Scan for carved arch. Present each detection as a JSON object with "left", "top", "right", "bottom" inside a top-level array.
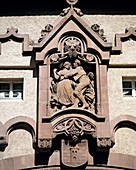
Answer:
[
  {"left": 5, "top": 117, "right": 36, "bottom": 136},
  {"left": 0, "top": 116, "right": 36, "bottom": 151},
  {"left": 110, "top": 115, "right": 136, "bottom": 142}
]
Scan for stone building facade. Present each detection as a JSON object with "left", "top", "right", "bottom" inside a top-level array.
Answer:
[{"left": 0, "top": 0, "right": 136, "bottom": 169}]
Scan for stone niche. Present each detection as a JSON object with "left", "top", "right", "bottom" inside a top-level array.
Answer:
[{"left": 35, "top": 2, "right": 114, "bottom": 168}]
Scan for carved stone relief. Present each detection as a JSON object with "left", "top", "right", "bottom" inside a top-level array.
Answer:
[
  {"left": 49, "top": 36, "right": 96, "bottom": 113},
  {"left": 60, "top": 0, "right": 83, "bottom": 17},
  {"left": 50, "top": 57, "right": 95, "bottom": 112},
  {"left": 61, "top": 139, "right": 88, "bottom": 168}
]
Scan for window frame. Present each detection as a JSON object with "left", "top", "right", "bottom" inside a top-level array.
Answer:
[
  {"left": 0, "top": 79, "right": 23, "bottom": 100},
  {"left": 122, "top": 78, "right": 136, "bottom": 97}
]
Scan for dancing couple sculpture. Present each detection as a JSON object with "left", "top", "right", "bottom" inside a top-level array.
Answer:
[{"left": 50, "top": 59, "right": 95, "bottom": 110}]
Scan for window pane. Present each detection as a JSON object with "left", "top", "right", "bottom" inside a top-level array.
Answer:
[
  {"left": 13, "top": 83, "right": 23, "bottom": 98},
  {"left": 122, "top": 81, "right": 132, "bottom": 96},
  {"left": 123, "top": 81, "right": 132, "bottom": 88},
  {"left": 123, "top": 89, "right": 132, "bottom": 96},
  {"left": 0, "top": 83, "right": 10, "bottom": 98}
]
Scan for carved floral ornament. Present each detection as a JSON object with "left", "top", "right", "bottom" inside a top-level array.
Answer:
[
  {"left": 53, "top": 118, "right": 96, "bottom": 141},
  {"left": 50, "top": 36, "right": 95, "bottom": 63}
]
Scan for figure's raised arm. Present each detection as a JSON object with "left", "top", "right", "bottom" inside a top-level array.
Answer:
[{"left": 53, "top": 68, "right": 60, "bottom": 80}]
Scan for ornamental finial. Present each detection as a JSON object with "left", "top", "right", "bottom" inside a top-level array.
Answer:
[{"left": 66, "top": 0, "right": 78, "bottom": 7}]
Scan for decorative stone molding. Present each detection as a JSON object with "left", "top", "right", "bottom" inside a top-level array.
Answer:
[
  {"left": 0, "top": 27, "right": 32, "bottom": 54},
  {"left": 53, "top": 117, "right": 96, "bottom": 142},
  {"left": 110, "top": 115, "right": 136, "bottom": 143},
  {"left": 97, "top": 138, "right": 112, "bottom": 148},
  {"left": 97, "top": 137, "right": 114, "bottom": 151},
  {"left": 60, "top": 7, "right": 83, "bottom": 17},
  {"left": 60, "top": 0, "right": 83, "bottom": 17},
  {"left": 112, "top": 27, "right": 136, "bottom": 54},
  {"left": 66, "top": 0, "right": 78, "bottom": 5},
  {"left": 60, "top": 7, "right": 71, "bottom": 16}
]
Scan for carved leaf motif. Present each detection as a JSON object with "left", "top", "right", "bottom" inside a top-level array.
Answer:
[
  {"left": 64, "top": 37, "right": 81, "bottom": 53},
  {"left": 65, "top": 38, "right": 80, "bottom": 47}
]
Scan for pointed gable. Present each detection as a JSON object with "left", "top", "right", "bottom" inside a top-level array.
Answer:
[{"left": 34, "top": 6, "right": 112, "bottom": 63}]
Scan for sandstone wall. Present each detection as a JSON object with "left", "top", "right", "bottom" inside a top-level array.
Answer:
[{"left": 0, "top": 14, "right": 135, "bottom": 159}]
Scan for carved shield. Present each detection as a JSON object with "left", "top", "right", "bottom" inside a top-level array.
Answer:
[{"left": 61, "top": 139, "right": 88, "bottom": 168}]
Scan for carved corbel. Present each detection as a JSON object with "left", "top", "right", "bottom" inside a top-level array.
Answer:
[
  {"left": 97, "top": 137, "right": 113, "bottom": 150},
  {"left": 38, "top": 138, "right": 52, "bottom": 151}
]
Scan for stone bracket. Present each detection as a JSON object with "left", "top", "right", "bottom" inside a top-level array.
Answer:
[
  {"left": 38, "top": 138, "right": 52, "bottom": 151},
  {"left": 97, "top": 122, "right": 114, "bottom": 151}
]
